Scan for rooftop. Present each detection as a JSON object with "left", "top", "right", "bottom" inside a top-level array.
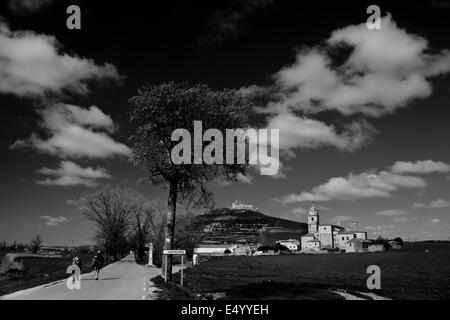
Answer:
[{"left": 302, "top": 233, "right": 316, "bottom": 237}]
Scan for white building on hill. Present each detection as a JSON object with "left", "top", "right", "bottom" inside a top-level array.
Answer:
[
  {"left": 301, "top": 205, "right": 367, "bottom": 252},
  {"left": 231, "top": 200, "right": 257, "bottom": 211}
]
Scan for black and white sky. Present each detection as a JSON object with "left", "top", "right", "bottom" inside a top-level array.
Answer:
[{"left": 1, "top": 0, "right": 450, "bottom": 245}]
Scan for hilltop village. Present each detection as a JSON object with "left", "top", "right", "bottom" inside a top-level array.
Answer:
[{"left": 193, "top": 201, "right": 387, "bottom": 262}]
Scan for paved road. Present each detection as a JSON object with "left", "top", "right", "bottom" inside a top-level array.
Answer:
[{"left": 1, "top": 254, "right": 184, "bottom": 300}]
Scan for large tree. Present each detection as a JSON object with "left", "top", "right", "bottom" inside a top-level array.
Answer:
[
  {"left": 129, "top": 82, "right": 250, "bottom": 280},
  {"left": 81, "top": 185, "right": 139, "bottom": 261}
]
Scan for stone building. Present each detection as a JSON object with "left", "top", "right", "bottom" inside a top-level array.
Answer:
[
  {"left": 335, "top": 232, "right": 356, "bottom": 250},
  {"left": 318, "top": 225, "right": 335, "bottom": 249},
  {"left": 306, "top": 239, "right": 321, "bottom": 251},
  {"left": 300, "top": 205, "right": 368, "bottom": 252},
  {"left": 345, "top": 238, "right": 372, "bottom": 253},
  {"left": 307, "top": 205, "right": 319, "bottom": 233},
  {"left": 276, "top": 239, "right": 300, "bottom": 251}
]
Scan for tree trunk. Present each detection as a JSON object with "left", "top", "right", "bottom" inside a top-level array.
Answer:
[
  {"left": 163, "top": 181, "right": 177, "bottom": 281},
  {"left": 105, "top": 242, "right": 108, "bottom": 262}
]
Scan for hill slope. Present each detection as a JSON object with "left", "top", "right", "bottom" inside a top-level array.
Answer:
[{"left": 192, "top": 208, "right": 308, "bottom": 245}]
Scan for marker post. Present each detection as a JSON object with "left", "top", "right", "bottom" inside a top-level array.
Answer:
[{"left": 163, "top": 249, "right": 186, "bottom": 286}]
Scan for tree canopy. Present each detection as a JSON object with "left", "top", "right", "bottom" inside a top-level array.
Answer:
[{"left": 129, "top": 82, "right": 250, "bottom": 209}]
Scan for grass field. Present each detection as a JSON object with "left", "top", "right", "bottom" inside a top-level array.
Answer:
[
  {"left": 166, "top": 243, "right": 450, "bottom": 300},
  {"left": 0, "top": 253, "right": 106, "bottom": 296}
]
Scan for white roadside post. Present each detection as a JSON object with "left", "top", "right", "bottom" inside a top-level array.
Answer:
[
  {"left": 193, "top": 253, "right": 198, "bottom": 266},
  {"left": 147, "top": 243, "right": 154, "bottom": 266}
]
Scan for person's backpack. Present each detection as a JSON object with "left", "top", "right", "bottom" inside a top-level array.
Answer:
[{"left": 92, "top": 255, "right": 99, "bottom": 267}]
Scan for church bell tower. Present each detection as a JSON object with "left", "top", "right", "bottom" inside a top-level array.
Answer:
[{"left": 308, "top": 204, "right": 319, "bottom": 234}]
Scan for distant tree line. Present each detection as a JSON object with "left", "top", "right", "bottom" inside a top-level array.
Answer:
[
  {"left": 81, "top": 184, "right": 203, "bottom": 265},
  {"left": 0, "top": 240, "right": 28, "bottom": 253},
  {"left": 374, "top": 236, "right": 404, "bottom": 249},
  {"left": 0, "top": 235, "right": 43, "bottom": 254},
  {"left": 256, "top": 243, "right": 290, "bottom": 253}
]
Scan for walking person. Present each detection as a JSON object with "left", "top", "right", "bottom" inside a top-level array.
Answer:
[
  {"left": 70, "top": 256, "right": 82, "bottom": 286},
  {"left": 91, "top": 250, "right": 104, "bottom": 280},
  {"left": 72, "top": 256, "right": 82, "bottom": 271}
]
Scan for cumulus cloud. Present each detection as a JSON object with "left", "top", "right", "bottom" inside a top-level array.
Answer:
[
  {"left": 240, "top": 15, "right": 450, "bottom": 166},
  {"left": 413, "top": 198, "right": 450, "bottom": 209},
  {"left": 275, "top": 192, "right": 329, "bottom": 204},
  {"left": 36, "top": 160, "right": 111, "bottom": 187},
  {"left": 274, "top": 170, "right": 426, "bottom": 204},
  {"left": 394, "top": 216, "right": 417, "bottom": 223},
  {"left": 330, "top": 215, "right": 356, "bottom": 226},
  {"left": 240, "top": 15, "right": 450, "bottom": 164},
  {"left": 0, "top": 21, "right": 121, "bottom": 97},
  {"left": 66, "top": 199, "right": 79, "bottom": 206},
  {"left": 39, "top": 215, "right": 69, "bottom": 227},
  {"left": 376, "top": 209, "right": 406, "bottom": 217},
  {"left": 390, "top": 160, "right": 450, "bottom": 174},
  {"left": 266, "top": 112, "right": 375, "bottom": 153},
  {"left": 429, "top": 218, "right": 440, "bottom": 225},
  {"left": 252, "top": 15, "right": 450, "bottom": 118},
  {"left": 11, "top": 104, "right": 131, "bottom": 159}
]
